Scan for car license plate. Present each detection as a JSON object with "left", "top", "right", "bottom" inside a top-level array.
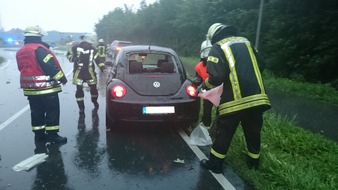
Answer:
[{"left": 142, "top": 106, "right": 175, "bottom": 114}]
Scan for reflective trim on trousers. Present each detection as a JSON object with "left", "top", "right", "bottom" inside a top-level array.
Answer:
[
  {"left": 247, "top": 151, "right": 260, "bottom": 159},
  {"left": 76, "top": 97, "right": 84, "bottom": 101},
  {"left": 211, "top": 148, "right": 226, "bottom": 159},
  {"left": 32, "top": 125, "right": 46, "bottom": 131},
  {"left": 45, "top": 125, "right": 60, "bottom": 131}
]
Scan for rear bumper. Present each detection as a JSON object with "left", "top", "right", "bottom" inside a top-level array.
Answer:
[{"left": 107, "top": 99, "right": 200, "bottom": 123}]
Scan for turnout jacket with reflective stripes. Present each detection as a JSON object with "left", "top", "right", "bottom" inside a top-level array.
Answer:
[
  {"left": 205, "top": 36, "right": 271, "bottom": 115},
  {"left": 16, "top": 43, "right": 66, "bottom": 96},
  {"left": 71, "top": 42, "right": 106, "bottom": 85}
]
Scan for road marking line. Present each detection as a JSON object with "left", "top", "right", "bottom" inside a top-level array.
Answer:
[
  {"left": 176, "top": 128, "right": 236, "bottom": 190},
  {"left": 0, "top": 69, "right": 73, "bottom": 132},
  {"left": 0, "top": 105, "right": 29, "bottom": 131}
]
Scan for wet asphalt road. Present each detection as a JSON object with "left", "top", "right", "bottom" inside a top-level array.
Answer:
[{"left": 0, "top": 48, "right": 250, "bottom": 190}]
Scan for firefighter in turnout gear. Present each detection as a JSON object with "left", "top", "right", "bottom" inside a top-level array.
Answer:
[
  {"left": 70, "top": 34, "right": 106, "bottom": 114},
  {"left": 97, "top": 39, "right": 107, "bottom": 59},
  {"left": 193, "top": 39, "right": 213, "bottom": 129},
  {"left": 199, "top": 23, "right": 271, "bottom": 172},
  {"left": 16, "top": 25, "right": 68, "bottom": 143}
]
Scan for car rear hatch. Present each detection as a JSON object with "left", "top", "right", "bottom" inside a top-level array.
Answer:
[{"left": 123, "top": 74, "right": 182, "bottom": 96}]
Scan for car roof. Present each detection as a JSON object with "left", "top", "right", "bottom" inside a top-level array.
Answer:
[
  {"left": 118, "top": 45, "right": 177, "bottom": 54},
  {"left": 111, "top": 40, "right": 132, "bottom": 44}
]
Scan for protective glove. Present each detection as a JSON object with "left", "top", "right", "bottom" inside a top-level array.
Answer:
[
  {"left": 197, "top": 82, "right": 207, "bottom": 94},
  {"left": 196, "top": 83, "right": 206, "bottom": 94},
  {"left": 60, "top": 76, "right": 68, "bottom": 85}
]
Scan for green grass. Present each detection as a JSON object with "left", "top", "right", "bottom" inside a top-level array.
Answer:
[
  {"left": 227, "top": 112, "right": 338, "bottom": 189},
  {"left": 182, "top": 56, "right": 338, "bottom": 190}
]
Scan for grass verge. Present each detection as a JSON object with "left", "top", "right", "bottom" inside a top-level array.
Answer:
[{"left": 182, "top": 56, "right": 338, "bottom": 189}]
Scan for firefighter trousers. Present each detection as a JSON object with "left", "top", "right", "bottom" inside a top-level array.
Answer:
[
  {"left": 75, "top": 84, "right": 98, "bottom": 109},
  {"left": 28, "top": 93, "right": 60, "bottom": 132},
  {"left": 211, "top": 107, "right": 263, "bottom": 158},
  {"left": 202, "top": 99, "right": 213, "bottom": 126}
]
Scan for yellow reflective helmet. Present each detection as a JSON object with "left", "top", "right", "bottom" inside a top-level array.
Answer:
[
  {"left": 200, "top": 40, "right": 212, "bottom": 58},
  {"left": 24, "top": 25, "right": 47, "bottom": 37}
]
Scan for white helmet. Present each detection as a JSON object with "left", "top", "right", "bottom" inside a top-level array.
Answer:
[
  {"left": 24, "top": 25, "right": 47, "bottom": 37},
  {"left": 206, "top": 23, "right": 224, "bottom": 41},
  {"left": 98, "top": 39, "right": 104, "bottom": 43},
  {"left": 200, "top": 40, "right": 212, "bottom": 58},
  {"left": 83, "top": 34, "right": 97, "bottom": 44}
]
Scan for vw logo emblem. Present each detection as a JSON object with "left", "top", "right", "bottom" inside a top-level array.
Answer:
[{"left": 153, "top": 81, "right": 160, "bottom": 88}]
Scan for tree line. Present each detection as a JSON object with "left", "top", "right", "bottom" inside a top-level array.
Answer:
[{"left": 95, "top": 0, "right": 338, "bottom": 89}]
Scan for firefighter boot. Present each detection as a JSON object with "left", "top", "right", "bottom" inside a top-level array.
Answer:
[
  {"left": 34, "top": 142, "right": 47, "bottom": 154},
  {"left": 46, "top": 131, "right": 67, "bottom": 143},
  {"left": 246, "top": 155, "right": 260, "bottom": 170},
  {"left": 200, "top": 154, "right": 224, "bottom": 174},
  {"left": 34, "top": 129, "right": 46, "bottom": 142}
]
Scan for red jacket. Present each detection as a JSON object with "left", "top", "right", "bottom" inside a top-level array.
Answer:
[
  {"left": 16, "top": 44, "right": 65, "bottom": 95},
  {"left": 195, "top": 61, "right": 209, "bottom": 81}
]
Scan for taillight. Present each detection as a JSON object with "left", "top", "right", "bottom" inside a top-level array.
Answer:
[
  {"left": 111, "top": 85, "right": 126, "bottom": 98},
  {"left": 186, "top": 85, "right": 197, "bottom": 97},
  {"left": 115, "top": 46, "right": 121, "bottom": 51}
]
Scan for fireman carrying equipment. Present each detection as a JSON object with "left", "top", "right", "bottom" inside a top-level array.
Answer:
[{"left": 69, "top": 33, "right": 106, "bottom": 114}]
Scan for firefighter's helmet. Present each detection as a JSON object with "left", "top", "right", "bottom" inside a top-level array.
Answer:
[
  {"left": 200, "top": 40, "right": 212, "bottom": 58},
  {"left": 98, "top": 39, "right": 104, "bottom": 43},
  {"left": 24, "top": 25, "right": 47, "bottom": 37},
  {"left": 207, "top": 23, "right": 237, "bottom": 43}
]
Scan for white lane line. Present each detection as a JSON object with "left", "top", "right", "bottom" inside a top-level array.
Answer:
[
  {"left": 176, "top": 128, "right": 236, "bottom": 190},
  {"left": 0, "top": 105, "right": 29, "bottom": 131},
  {"left": 0, "top": 69, "right": 73, "bottom": 132}
]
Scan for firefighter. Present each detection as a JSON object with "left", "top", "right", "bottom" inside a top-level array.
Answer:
[
  {"left": 193, "top": 39, "right": 213, "bottom": 129},
  {"left": 70, "top": 34, "right": 106, "bottom": 114},
  {"left": 199, "top": 23, "right": 271, "bottom": 172},
  {"left": 97, "top": 39, "right": 107, "bottom": 59},
  {"left": 16, "top": 25, "right": 68, "bottom": 143}
]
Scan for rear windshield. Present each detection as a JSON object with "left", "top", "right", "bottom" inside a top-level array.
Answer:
[{"left": 128, "top": 53, "right": 177, "bottom": 74}]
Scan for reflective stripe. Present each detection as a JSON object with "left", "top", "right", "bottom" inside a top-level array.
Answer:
[
  {"left": 20, "top": 75, "right": 55, "bottom": 88},
  {"left": 23, "top": 86, "right": 62, "bottom": 96},
  {"left": 219, "top": 95, "right": 270, "bottom": 115},
  {"left": 205, "top": 78, "right": 215, "bottom": 89},
  {"left": 247, "top": 151, "right": 260, "bottom": 159},
  {"left": 21, "top": 82, "right": 54, "bottom": 88},
  {"left": 211, "top": 148, "right": 226, "bottom": 159},
  {"left": 76, "top": 97, "right": 84, "bottom": 101},
  {"left": 98, "top": 63, "right": 105, "bottom": 67},
  {"left": 72, "top": 69, "right": 82, "bottom": 85},
  {"left": 207, "top": 56, "right": 219, "bottom": 64},
  {"left": 221, "top": 44, "right": 241, "bottom": 100},
  {"left": 45, "top": 125, "right": 60, "bottom": 131},
  {"left": 43, "top": 54, "right": 53, "bottom": 63},
  {"left": 32, "top": 125, "right": 45, "bottom": 131},
  {"left": 246, "top": 43, "right": 266, "bottom": 94},
  {"left": 91, "top": 95, "right": 98, "bottom": 98},
  {"left": 53, "top": 70, "right": 64, "bottom": 80},
  {"left": 20, "top": 75, "right": 50, "bottom": 80}
]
